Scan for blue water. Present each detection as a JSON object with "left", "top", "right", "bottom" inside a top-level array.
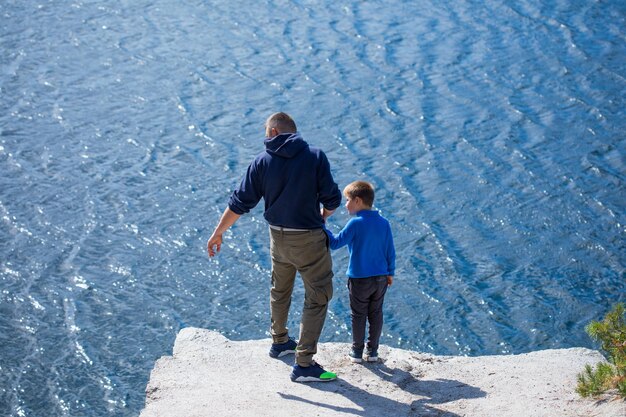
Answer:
[{"left": 1, "top": 0, "right": 624, "bottom": 415}]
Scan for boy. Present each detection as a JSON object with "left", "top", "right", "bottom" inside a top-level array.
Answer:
[{"left": 324, "top": 180, "right": 395, "bottom": 363}]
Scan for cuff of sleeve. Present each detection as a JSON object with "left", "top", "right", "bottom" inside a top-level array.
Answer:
[{"left": 228, "top": 202, "right": 247, "bottom": 215}]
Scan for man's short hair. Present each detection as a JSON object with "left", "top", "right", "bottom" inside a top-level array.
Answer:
[
  {"left": 266, "top": 112, "right": 297, "bottom": 133},
  {"left": 343, "top": 180, "right": 375, "bottom": 207}
]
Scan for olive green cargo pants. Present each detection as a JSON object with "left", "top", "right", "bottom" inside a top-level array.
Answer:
[{"left": 269, "top": 227, "right": 333, "bottom": 366}]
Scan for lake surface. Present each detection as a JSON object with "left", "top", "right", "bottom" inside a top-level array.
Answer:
[{"left": 1, "top": 0, "right": 624, "bottom": 415}]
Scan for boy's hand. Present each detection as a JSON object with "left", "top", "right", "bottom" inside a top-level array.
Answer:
[
  {"left": 387, "top": 275, "right": 393, "bottom": 286},
  {"left": 207, "top": 233, "right": 222, "bottom": 257}
]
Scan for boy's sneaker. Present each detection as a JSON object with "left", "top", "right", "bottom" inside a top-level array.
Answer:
[
  {"left": 365, "top": 349, "right": 379, "bottom": 362},
  {"left": 269, "top": 337, "right": 297, "bottom": 358},
  {"left": 349, "top": 348, "right": 363, "bottom": 363},
  {"left": 290, "top": 361, "right": 337, "bottom": 383}
]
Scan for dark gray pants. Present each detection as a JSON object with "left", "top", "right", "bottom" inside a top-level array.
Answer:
[
  {"left": 269, "top": 228, "right": 333, "bottom": 366},
  {"left": 348, "top": 276, "right": 388, "bottom": 352}
]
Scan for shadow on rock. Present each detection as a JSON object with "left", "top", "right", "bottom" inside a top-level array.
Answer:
[
  {"left": 277, "top": 360, "right": 485, "bottom": 416},
  {"left": 366, "top": 361, "right": 486, "bottom": 404}
]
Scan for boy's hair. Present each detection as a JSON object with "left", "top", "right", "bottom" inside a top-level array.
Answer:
[
  {"left": 266, "top": 112, "right": 297, "bottom": 133},
  {"left": 344, "top": 180, "right": 375, "bottom": 207}
]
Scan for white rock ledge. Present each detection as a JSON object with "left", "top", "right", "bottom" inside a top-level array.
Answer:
[{"left": 141, "top": 327, "right": 625, "bottom": 417}]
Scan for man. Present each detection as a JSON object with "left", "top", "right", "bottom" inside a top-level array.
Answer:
[{"left": 207, "top": 112, "right": 341, "bottom": 382}]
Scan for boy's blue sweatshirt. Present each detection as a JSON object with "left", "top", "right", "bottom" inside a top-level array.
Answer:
[
  {"left": 228, "top": 132, "right": 341, "bottom": 229},
  {"left": 325, "top": 210, "right": 395, "bottom": 278}
]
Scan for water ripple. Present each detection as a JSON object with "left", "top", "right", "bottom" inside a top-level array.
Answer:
[{"left": 0, "top": 0, "right": 624, "bottom": 416}]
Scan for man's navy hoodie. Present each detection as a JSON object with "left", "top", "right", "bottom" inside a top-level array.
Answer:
[{"left": 228, "top": 132, "right": 341, "bottom": 229}]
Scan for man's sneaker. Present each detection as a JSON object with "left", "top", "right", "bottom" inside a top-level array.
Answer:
[
  {"left": 290, "top": 361, "right": 337, "bottom": 382},
  {"left": 349, "top": 348, "right": 363, "bottom": 363},
  {"left": 269, "top": 337, "right": 297, "bottom": 358},
  {"left": 365, "top": 349, "right": 378, "bottom": 362}
]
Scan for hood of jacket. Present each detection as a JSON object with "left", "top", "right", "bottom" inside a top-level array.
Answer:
[{"left": 264, "top": 132, "right": 308, "bottom": 158}]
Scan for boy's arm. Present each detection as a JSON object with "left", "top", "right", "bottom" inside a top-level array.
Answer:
[
  {"left": 323, "top": 219, "right": 355, "bottom": 250},
  {"left": 386, "top": 223, "right": 396, "bottom": 277},
  {"left": 207, "top": 207, "right": 241, "bottom": 257}
]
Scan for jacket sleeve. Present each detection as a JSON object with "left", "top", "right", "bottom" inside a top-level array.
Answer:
[
  {"left": 386, "top": 223, "right": 396, "bottom": 275},
  {"left": 228, "top": 161, "right": 263, "bottom": 215},
  {"left": 316, "top": 151, "right": 341, "bottom": 210},
  {"left": 324, "top": 220, "right": 355, "bottom": 250}
]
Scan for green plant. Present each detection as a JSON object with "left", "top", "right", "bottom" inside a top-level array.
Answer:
[{"left": 576, "top": 303, "right": 626, "bottom": 398}]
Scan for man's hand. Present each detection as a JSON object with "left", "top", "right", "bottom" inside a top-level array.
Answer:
[
  {"left": 207, "top": 233, "right": 223, "bottom": 257},
  {"left": 206, "top": 208, "right": 241, "bottom": 258},
  {"left": 387, "top": 275, "right": 393, "bottom": 286},
  {"left": 321, "top": 207, "right": 335, "bottom": 221}
]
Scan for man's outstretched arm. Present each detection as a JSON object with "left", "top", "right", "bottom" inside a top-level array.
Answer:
[{"left": 207, "top": 207, "right": 241, "bottom": 257}]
